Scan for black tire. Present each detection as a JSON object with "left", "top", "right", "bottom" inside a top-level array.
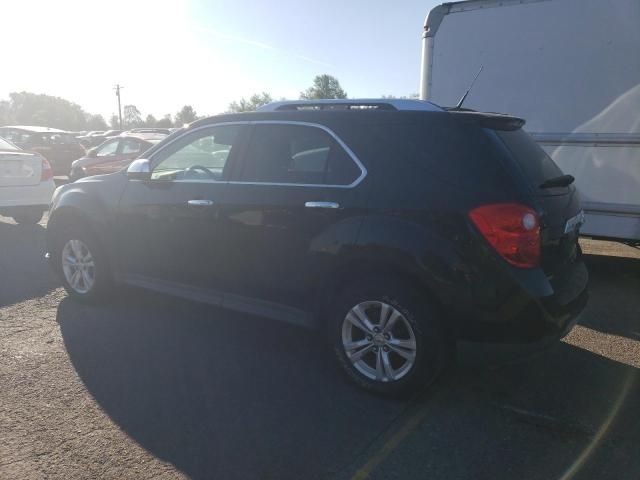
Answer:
[
  {"left": 12, "top": 207, "right": 44, "bottom": 225},
  {"left": 330, "top": 276, "right": 449, "bottom": 397},
  {"left": 51, "top": 223, "right": 112, "bottom": 302}
]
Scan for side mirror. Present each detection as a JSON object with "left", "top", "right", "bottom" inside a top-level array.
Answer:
[
  {"left": 126, "top": 158, "right": 151, "bottom": 180},
  {"left": 87, "top": 148, "right": 98, "bottom": 158}
]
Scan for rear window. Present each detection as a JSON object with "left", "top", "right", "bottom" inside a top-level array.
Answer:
[{"left": 496, "top": 129, "right": 564, "bottom": 186}]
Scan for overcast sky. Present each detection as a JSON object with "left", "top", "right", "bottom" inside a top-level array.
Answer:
[{"left": 1, "top": 0, "right": 440, "bottom": 119}]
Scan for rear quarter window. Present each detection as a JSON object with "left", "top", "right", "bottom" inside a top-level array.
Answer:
[{"left": 389, "top": 116, "right": 513, "bottom": 194}]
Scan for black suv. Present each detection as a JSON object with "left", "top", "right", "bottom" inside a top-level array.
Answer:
[{"left": 46, "top": 99, "right": 588, "bottom": 395}]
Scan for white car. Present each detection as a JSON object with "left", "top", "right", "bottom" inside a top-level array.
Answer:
[{"left": 0, "top": 136, "right": 55, "bottom": 224}]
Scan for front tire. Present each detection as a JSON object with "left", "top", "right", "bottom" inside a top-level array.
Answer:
[
  {"left": 330, "top": 277, "right": 449, "bottom": 397},
  {"left": 12, "top": 207, "right": 44, "bottom": 225},
  {"left": 52, "top": 225, "right": 112, "bottom": 302}
]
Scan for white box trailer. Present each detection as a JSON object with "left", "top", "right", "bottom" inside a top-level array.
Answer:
[{"left": 420, "top": 0, "right": 640, "bottom": 243}]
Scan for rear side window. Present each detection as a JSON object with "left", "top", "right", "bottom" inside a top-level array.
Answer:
[
  {"left": 387, "top": 117, "right": 512, "bottom": 194},
  {"left": 239, "top": 124, "right": 361, "bottom": 186},
  {"left": 496, "top": 129, "right": 564, "bottom": 186}
]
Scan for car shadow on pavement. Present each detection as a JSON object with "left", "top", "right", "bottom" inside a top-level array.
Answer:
[
  {"left": 0, "top": 220, "right": 59, "bottom": 307},
  {"left": 57, "top": 291, "right": 640, "bottom": 480},
  {"left": 56, "top": 292, "right": 409, "bottom": 480},
  {"left": 56, "top": 252, "right": 640, "bottom": 480},
  {"left": 359, "top": 340, "right": 640, "bottom": 480},
  {"left": 581, "top": 254, "right": 640, "bottom": 341}
]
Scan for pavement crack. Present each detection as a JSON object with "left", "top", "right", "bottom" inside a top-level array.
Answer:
[{"left": 495, "top": 402, "right": 595, "bottom": 438}]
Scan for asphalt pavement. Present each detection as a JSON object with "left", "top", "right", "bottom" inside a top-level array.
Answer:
[{"left": 1, "top": 216, "right": 639, "bottom": 479}]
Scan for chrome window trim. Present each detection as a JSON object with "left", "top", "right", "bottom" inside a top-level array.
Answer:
[{"left": 147, "top": 120, "right": 367, "bottom": 189}]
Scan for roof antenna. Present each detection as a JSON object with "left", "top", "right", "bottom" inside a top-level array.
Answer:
[{"left": 455, "top": 65, "right": 483, "bottom": 109}]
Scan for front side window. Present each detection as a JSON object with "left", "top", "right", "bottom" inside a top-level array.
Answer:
[
  {"left": 238, "top": 124, "right": 361, "bottom": 186},
  {"left": 96, "top": 140, "right": 119, "bottom": 157},
  {"left": 150, "top": 125, "right": 242, "bottom": 182}
]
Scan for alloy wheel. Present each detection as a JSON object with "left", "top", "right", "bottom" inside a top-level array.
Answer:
[
  {"left": 61, "top": 239, "right": 96, "bottom": 294},
  {"left": 341, "top": 301, "right": 417, "bottom": 382}
]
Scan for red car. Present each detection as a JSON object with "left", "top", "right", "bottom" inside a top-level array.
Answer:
[
  {"left": 0, "top": 126, "right": 86, "bottom": 176},
  {"left": 68, "top": 133, "right": 166, "bottom": 181}
]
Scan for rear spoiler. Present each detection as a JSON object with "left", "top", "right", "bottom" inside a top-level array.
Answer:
[{"left": 447, "top": 109, "right": 526, "bottom": 131}]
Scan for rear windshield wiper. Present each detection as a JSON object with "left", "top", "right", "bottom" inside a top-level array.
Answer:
[{"left": 539, "top": 174, "right": 575, "bottom": 189}]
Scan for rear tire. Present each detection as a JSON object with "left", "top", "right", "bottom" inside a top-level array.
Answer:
[
  {"left": 330, "top": 276, "right": 449, "bottom": 397},
  {"left": 12, "top": 207, "right": 44, "bottom": 225},
  {"left": 51, "top": 224, "right": 112, "bottom": 302}
]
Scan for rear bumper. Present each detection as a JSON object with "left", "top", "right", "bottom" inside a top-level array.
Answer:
[
  {"left": 0, "top": 180, "right": 55, "bottom": 211},
  {"left": 458, "top": 260, "right": 589, "bottom": 344}
]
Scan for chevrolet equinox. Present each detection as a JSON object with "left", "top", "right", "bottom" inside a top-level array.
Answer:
[{"left": 46, "top": 99, "right": 588, "bottom": 395}]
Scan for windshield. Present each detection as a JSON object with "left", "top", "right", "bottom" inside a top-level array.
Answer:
[{"left": 0, "top": 137, "right": 19, "bottom": 150}]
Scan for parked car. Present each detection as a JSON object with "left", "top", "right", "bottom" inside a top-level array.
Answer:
[
  {"left": 103, "top": 129, "right": 122, "bottom": 137},
  {"left": 69, "top": 134, "right": 164, "bottom": 181},
  {"left": 127, "top": 128, "right": 172, "bottom": 135},
  {"left": 0, "top": 126, "right": 85, "bottom": 176},
  {"left": 84, "top": 129, "right": 124, "bottom": 144},
  {"left": 0, "top": 136, "right": 55, "bottom": 224},
  {"left": 46, "top": 99, "right": 588, "bottom": 395},
  {"left": 77, "top": 131, "right": 109, "bottom": 149}
]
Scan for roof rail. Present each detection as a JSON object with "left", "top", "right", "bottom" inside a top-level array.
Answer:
[{"left": 258, "top": 99, "right": 443, "bottom": 112}]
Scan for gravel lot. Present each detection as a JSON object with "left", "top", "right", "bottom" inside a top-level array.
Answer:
[{"left": 1, "top": 215, "right": 639, "bottom": 479}]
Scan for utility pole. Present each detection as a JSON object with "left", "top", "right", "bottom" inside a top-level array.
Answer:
[{"left": 114, "top": 84, "right": 124, "bottom": 129}]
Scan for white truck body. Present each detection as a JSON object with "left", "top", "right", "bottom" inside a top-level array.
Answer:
[{"left": 420, "top": 0, "right": 640, "bottom": 242}]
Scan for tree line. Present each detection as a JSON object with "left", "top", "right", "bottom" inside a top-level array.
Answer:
[
  {"left": 227, "top": 74, "right": 348, "bottom": 113},
  {"left": 0, "top": 92, "right": 201, "bottom": 131},
  {"left": 0, "top": 75, "right": 414, "bottom": 131}
]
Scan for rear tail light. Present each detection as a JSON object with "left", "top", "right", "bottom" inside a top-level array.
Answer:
[
  {"left": 469, "top": 203, "right": 541, "bottom": 268},
  {"left": 40, "top": 158, "right": 53, "bottom": 182}
]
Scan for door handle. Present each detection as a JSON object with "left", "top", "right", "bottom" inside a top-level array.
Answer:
[
  {"left": 305, "top": 201, "right": 340, "bottom": 209},
  {"left": 187, "top": 199, "right": 214, "bottom": 207}
]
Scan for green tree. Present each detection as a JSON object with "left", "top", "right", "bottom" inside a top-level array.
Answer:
[
  {"left": 85, "top": 114, "right": 108, "bottom": 130},
  {"left": 300, "top": 74, "right": 347, "bottom": 100},
  {"left": 155, "top": 114, "right": 173, "bottom": 128},
  {"left": 123, "top": 104, "right": 143, "bottom": 128},
  {"left": 144, "top": 114, "right": 157, "bottom": 127},
  {"left": 5, "top": 92, "right": 88, "bottom": 130},
  {"left": 0, "top": 100, "right": 11, "bottom": 125},
  {"left": 174, "top": 105, "right": 197, "bottom": 126},
  {"left": 109, "top": 114, "right": 120, "bottom": 129},
  {"left": 227, "top": 92, "right": 273, "bottom": 113}
]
